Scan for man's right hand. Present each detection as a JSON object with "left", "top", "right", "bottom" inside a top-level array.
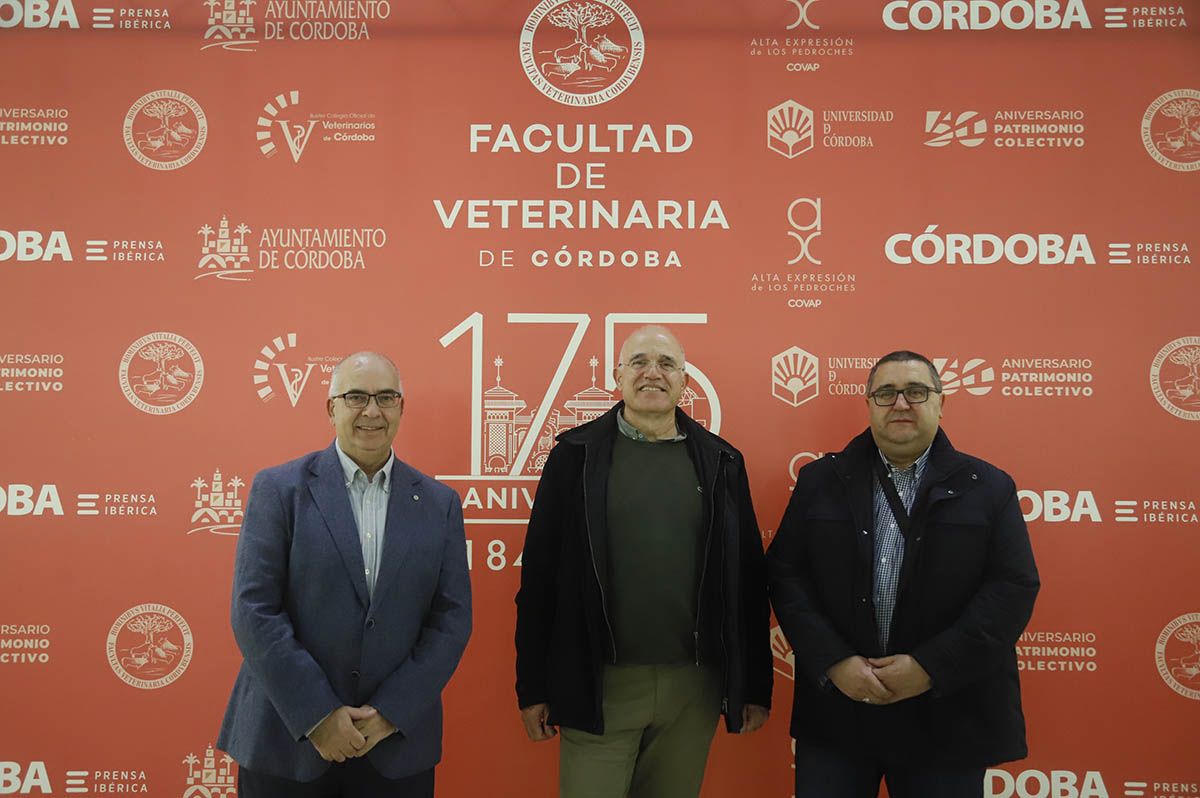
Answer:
[
  {"left": 309, "top": 705, "right": 377, "bottom": 762},
  {"left": 520, "top": 703, "right": 557, "bottom": 742},
  {"left": 826, "top": 655, "right": 894, "bottom": 704}
]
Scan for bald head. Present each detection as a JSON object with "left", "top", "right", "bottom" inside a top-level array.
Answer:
[
  {"left": 618, "top": 325, "right": 686, "bottom": 370},
  {"left": 614, "top": 326, "right": 689, "bottom": 437},
  {"left": 329, "top": 351, "right": 403, "bottom": 398}
]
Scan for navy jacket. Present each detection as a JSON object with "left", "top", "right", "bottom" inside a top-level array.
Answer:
[
  {"left": 217, "top": 443, "right": 472, "bottom": 781},
  {"left": 767, "top": 428, "right": 1039, "bottom": 767}
]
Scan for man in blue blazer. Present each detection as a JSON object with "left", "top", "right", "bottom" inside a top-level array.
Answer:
[{"left": 218, "top": 351, "right": 472, "bottom": 798}]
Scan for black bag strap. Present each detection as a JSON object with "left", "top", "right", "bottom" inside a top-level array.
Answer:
[{"left": 872, "top": 454, "right": 912, "bottom": 540}]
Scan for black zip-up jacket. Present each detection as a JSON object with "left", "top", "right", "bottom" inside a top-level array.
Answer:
[
  {"left": 515, "top": 403, "right": 772, "bottom": 734},
  {"left": 767, "top": 428, "right": 1040, "bottom": 767}
]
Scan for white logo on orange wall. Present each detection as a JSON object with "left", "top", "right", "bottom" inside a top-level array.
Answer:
[
  {"left": 0, "top": 763, "right": 52, "bottom": 793},
  {"left": 0, "top": 623, "right": 52, "bottom": 666},
  {"left": 772, "top": 346, "right": 819, "bottom": 407},
  {"left": 933, "top": 357, "right": 994, "bottom": 396},
  {"left": 119, "top": 332, "right": 204, "bottom": 415},
  {"left": 196, "top": 215, "right": 253, "bottom": 281},
  {"left": 106, "top": 603, "right": 193, "bottom": 689},
  {"left": 183, "top": 744, "right": 237, "bottom": 794},
  {"left": 0, "top": 230, "right": 71, "bottom": 262},
  {"left": 1150, "top": 337, "right": 1200, "bottom": 421},
  {"left": 1018, "top": 490, "right": 1100, "bottom": 523},
  {"left": 257, "top": 90, "right": 317, "bottom": 162},
  {"left": 478, "top": 354, "right": 615, "bottom": 475},
  {"left": 123, "top": 90, "right": 207, "bottom": 171},
  {"left": 1141, "top": 89, "right": 1200, "bottom": 172},
  {"left": 202, "top": 0, "right": 258, "bottom": 51},
  {"left": 253, "top": 332, "right": 326, "bottom": 406},
  {"left": 787, "top": 198, "right": 822, "bottom": 265},
  {"left": 189, "top": 468, "right": 245, "bottom": 536},
  {"left": 884, "top": 1, "right": 1091, "bottom": 31},
  {"left": 0, "top": 0, "right": 78, "bottom": 28},
  {"left": 985, "top": 769, "right": 1108, "bottom": 798},
  {"left": 520, "top": 0, "right": 644, "bottom": 107},
  {"left": 1157, "top": 612, "right": 1200, "bottom": 700},
  {"left": 786, "top": 0, "right": 820, "bottom": 30},
  {"left": 924, "top": 111, "right": 987, "bottom": 147},
  {"left": 768, "top": 100, "right": 814, "bottom": 158}
]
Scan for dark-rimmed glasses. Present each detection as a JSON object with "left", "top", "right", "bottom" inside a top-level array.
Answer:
[
  {"left": 868, "top": 386, "right": 941, "bottom": 407},
  {"left": 331, "top": 391, "right": 402, "bottom": 409}
]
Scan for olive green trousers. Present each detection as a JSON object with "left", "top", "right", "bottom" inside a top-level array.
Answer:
[{"left": 559, "top": 664, "right": 722, "bottom": 798}]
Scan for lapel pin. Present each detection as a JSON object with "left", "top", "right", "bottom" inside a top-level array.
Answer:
[{"left": 412, "top": 494, "right": 420, "bottom": 501}]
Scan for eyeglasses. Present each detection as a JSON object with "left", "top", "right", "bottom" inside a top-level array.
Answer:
[
  {"left": 622, "top": 357, "right": 683, "bottom": 375},
  {"left": 331, "top": 391, "right": 402, "bottom": 409},
  {"left": 868, "top": 385, "right": 941, "bottom": 407}
]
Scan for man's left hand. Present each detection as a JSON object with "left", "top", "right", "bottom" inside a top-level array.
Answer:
[
  {"left": 868, "top": 654, "right": 932, "bottom": 704},
  {"left": 740, "top": 704, "right": 769, "bottom": 733},
  {"left": 351, "top": 704, "right": 397, "bottom": 757}
]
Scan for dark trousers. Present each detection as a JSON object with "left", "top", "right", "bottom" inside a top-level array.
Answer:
[
  {"left": 237, "top": 759, "right": 434, "bottom": 798},
  {"left": 794, "top": 739, "right": 983, "bottom": 798}
]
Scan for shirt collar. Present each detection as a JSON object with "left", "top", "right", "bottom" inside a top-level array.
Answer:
[
  {"left": 878, "top": 443, "right": 933, "bottom": 476},
  {"left": 617, "top": 408, "right": 687, "bottom": 442},
  {"left": 334, "top": 441, "right": 394, "bottom": 490}
]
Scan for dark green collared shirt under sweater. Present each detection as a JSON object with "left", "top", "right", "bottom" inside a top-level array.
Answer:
[{"left": 606, "top": 412, "right": 704, "bottom": 665}]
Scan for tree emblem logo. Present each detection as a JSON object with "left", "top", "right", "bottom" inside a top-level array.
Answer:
[
  {"left": 1156, "top": 613, "right": 1200, "bottom": 700},
  {"left": 119, "top": 332, "right": 205, "bottom": 415},
  {"left": 106, "top": 603, "right": 194, "bottom": 690},
  {"left": 123, "top": 90, "right": 208, "bottom": 171},
  {"left": 1150, "top": 336, "right": 1200, "bottom": 421},
  {"left": 1141, "top": 89, "right": 1200, "bottom": 172},
  {"left": 520, "top": 0, "right": 644, "bottom": 106}
]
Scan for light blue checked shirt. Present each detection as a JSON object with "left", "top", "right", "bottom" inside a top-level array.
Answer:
[
  {"left": 334, "top": 442, "right": 394, "bottom": 599},
  {"left": 872, "top": 445, "right": 932, "bottom": 652}
]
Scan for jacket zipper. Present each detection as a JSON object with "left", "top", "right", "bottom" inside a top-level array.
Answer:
[
  {"left": 582, "top": 444, "right": 618, "bottom": 663},
  {"left": 694, "top": 451, "right": 723, "bottom": 665}
]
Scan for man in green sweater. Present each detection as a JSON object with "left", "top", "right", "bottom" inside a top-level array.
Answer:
[{"left": 516, "top": 325, "right": 772, "bottom": 798}]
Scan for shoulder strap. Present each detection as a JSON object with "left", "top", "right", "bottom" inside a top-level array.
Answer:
[{"left": 871, "top": 454, "right": 912, "bottom": 539}]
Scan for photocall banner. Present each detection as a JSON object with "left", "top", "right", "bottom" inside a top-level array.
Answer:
[{"left": 1, "top": 0, "right": 1197, "bottom": 796}]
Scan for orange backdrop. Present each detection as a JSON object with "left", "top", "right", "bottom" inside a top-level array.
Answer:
[{"left": 1, "top": 1, "right": 1198, "bottom": 796}]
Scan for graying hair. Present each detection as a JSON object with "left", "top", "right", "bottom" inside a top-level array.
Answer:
[{"left": 328, "top": 352, "right": 403, "bottom": 397}]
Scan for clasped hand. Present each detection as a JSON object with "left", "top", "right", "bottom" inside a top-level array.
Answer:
[
  {"left": 309, "top": 705, "right": 397, "bottom": 762},
  {"left": 826, "top": 654, "right": 932, "bottom": 705}
]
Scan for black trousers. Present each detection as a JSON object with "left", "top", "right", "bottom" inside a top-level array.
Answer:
[
  {"left": 794, "top": 739, "right": 983, "bottom": 798},
  {"left": 237, "top": 759, "right": 434, "bottom": 798}
]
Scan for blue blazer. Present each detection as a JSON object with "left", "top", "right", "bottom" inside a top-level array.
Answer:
[{"left": 217, "top": 443, "right": 472, "bottom": 781}]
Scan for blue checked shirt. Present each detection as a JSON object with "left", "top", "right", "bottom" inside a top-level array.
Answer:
[{"left": 872, "top": 446, "right": 932, "bottom": 652}]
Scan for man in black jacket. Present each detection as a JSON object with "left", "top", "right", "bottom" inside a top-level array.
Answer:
[
  {"left": 767, "top": 350, "right": 1039, "bottom": 798},
  {"left": 515, "top": 325, "right": 772, "bottom": 798}
]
